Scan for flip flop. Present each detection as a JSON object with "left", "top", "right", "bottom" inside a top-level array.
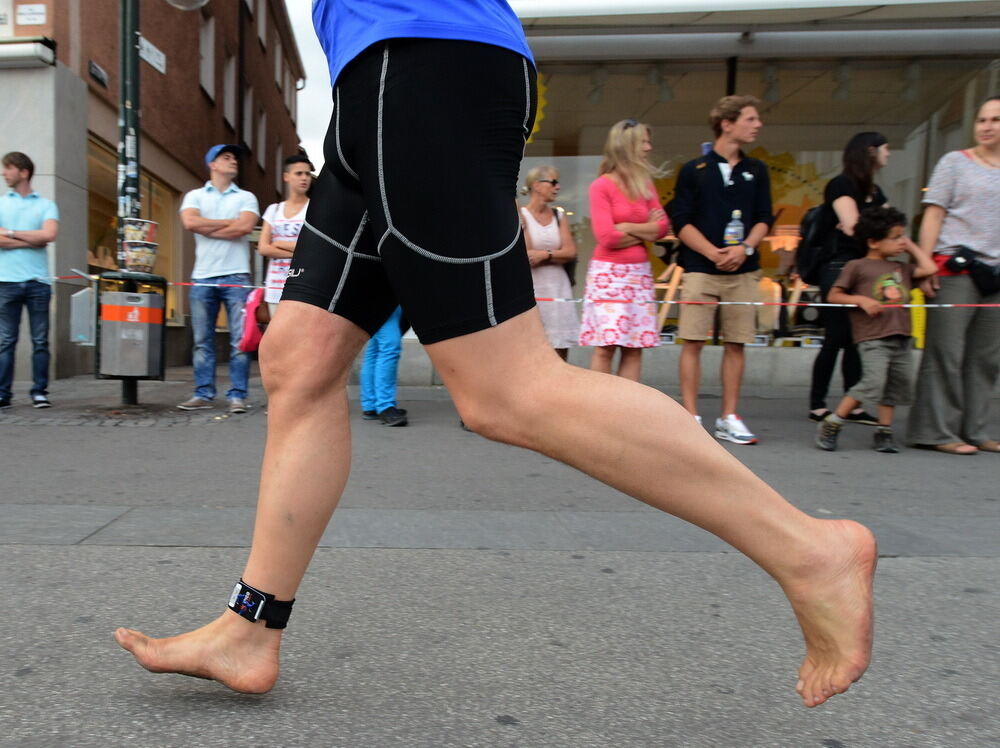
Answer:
[
  {"left": 975, "top": 440, "right": 1000, "bottom": 453},
  {"left": 920, "top": 442, "right": 979, "bottom": 455}
]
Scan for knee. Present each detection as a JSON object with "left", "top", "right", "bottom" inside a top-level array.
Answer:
[
  {"left": 456, "top": 397, "right": 532, "bottom": 445},
  {"left": 259, "top": 328, "right": 352, "bottom": 402},
  {"left": 452, "top": 373, "right": 557, "bottom": 448}
]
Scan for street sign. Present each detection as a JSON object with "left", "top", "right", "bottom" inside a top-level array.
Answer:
[{"left": 138, "top": 35, "right": 166, "bottom": 74}]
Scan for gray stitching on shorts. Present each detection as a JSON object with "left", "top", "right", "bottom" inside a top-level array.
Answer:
[
  {"left": 328, "top": 213, "right": 371, "bottom": 312},
  {"left": 303, "top": 218, "right": 380, "bottom": 261},
  {"left": 377, "top": 46, "right": 392, "bottom": 226},
  {"left": 335, "top": 87, "right": 359, "bottom": 180},
  {"left": 390, "top": 225, "right": 521, "bottom": 265},
  {"left": 522, "top": 59, "right": 531, "bottom": 137},
  {"left": 375, "top": 44, "right": 523, "bottom": 266},
  {"left": 484, "top": 261, "right": 497, "bottom": 326}
]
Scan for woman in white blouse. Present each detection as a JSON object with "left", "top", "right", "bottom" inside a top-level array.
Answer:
[{"left": 520, "top": 166, "right": 579, "bottom": 359}]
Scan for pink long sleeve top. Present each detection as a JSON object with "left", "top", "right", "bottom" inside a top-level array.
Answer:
[{"left": 588, "top": 174, "right": 669, "bottom": 264}]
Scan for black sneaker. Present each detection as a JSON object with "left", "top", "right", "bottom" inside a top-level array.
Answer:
[
  {"left": 379, "top": 406, "right": 408, "bottom": 427},
  {"left": 845, "top": 409, "right": 879, "bottom": 426},
  {"left": 0, "top": 398, "right": 10, "bottom": 409},
  {"left": 873, "top": 430, "right": 900, "bottom": 453},
  {"left": 32, "top": 395, "right": 52, "bottom": 409},
  {"left": 808, "top": 409, "right": 832, "bottom": 422},
  {"left": 816, "top": 416, "right": 842, "bottom": 451},
  {"left": 362, "top": 410, "right": 379, "bottom": 420}
]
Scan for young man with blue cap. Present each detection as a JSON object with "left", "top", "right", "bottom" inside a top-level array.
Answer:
[
  {"left": 116, "top": 0, "right": 876, "bottom": 711},
  {"left": 177, "top": 144, "right": 259, "bottom": 413}
]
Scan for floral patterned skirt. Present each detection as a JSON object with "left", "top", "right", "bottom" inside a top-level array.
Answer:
[{"left": 578, "top": 259, "right": 660, "bottom": 348}]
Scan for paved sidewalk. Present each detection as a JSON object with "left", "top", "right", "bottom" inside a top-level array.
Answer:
[{"left": 1, "top": 370, "right": 998, "bottom": 747}]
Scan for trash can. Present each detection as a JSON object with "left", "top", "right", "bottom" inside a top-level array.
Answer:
[{"left": 97, "top": 271, "right": 167, "bottom": 379}]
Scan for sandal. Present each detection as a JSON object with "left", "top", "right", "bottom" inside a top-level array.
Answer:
[
  {"left": 975, "top": 439, "right": 1000, "bottom": 453},
  {"left": 919, "top": 442, "right": 979, "bottom": 455}
]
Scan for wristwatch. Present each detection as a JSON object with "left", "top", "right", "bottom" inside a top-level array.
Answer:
[{"left": 742, "top": 242, "right": 754, "bottom": 256}]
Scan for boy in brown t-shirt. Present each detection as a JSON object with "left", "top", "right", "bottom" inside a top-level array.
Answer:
[{"left": 816, "top": 206, "right": 937, "bottom": 452}]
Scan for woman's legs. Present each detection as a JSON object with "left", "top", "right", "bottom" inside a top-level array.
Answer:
[
  {"left": 960, "top": 296, "right": 1000, "bottom": 445},
  {"left": 428, "top": 309, "right": 875, "bottom": 708},
  {"left": 906, "top": 277, "right": 975, "bottom": 446},
  {"left": 115, "top": 302, "right": 370, "bottom": 692},
  {"left": 617, "top": 347, "right": 642, "bottom": 381},
  {"left": 590, "top": 345, "right": 616, "bottom": 374}
]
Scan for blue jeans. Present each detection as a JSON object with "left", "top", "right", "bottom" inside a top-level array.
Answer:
[
  {"left": 0, "top": 280, "right": 51, "bottom": 400},
  {"left": 189, "top": 274, "right": 251, "bottom": 401},
  {"left": 360, "top": 307, "right": 403, "bottom": 413}
]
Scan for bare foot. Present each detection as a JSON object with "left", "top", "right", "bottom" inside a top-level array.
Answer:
[
  {"left": 114, "top": 612, "right": 282, "bottom": 694},
  {"left": 779, "top": 519, "right": 877, "bottom": 708}
]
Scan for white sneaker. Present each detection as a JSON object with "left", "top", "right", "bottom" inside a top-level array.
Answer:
[{"left": 714, "top": 414, "right": 758, "bottom": 445}]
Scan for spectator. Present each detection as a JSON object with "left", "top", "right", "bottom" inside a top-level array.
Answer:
[
  {"left": 0, "top": 151, "right": 59, "bottom": 409},
  {"left": 579, "top": 120, "right": 668, "bottom": 381},
  {"left": 520, "top": 166, "right": 578, "bottom": 359},
  {"left": 816, "top": 207, "right": 936, "bottom": 453},
  {"left": 360, "top": 306, "right": 408, "bottom": 426},
  {"left": 670, "top": 95, "right": 773, "bottom": 444},
  {"left": 177, "top": 144, "right": 260, "bottom": 414},
  {"left": 907, "top": 96, "right": 1000, "bottom": 455},
  {"left": 259, "top": 154, "right": 313, "bottom": 317},
  {"left": 807, "top": 132, "right": 892, "bottom": 426}
]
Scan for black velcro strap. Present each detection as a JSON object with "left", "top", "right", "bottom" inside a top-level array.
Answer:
[{"left": 228, "top": 580, "right": 295, "bottom": 629}]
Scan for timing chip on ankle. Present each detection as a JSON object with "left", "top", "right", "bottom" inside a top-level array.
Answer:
[{"left": 228, "top": 579, "right": 295, "bottom": 629}]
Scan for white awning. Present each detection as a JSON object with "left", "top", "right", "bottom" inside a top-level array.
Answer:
[
  {"left": 511, "top": 0, "right": 1000, "bottom": 21},
  {"left": 512, "top": 0, "right": 1000, "bottom": 60}
]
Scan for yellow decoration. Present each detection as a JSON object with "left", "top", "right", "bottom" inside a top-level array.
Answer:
[
  {"left": 528, "top": 75, "right": 548, "bottom": 143},
  {"left": 910, "top": 287, "right": 926, "bottom": 349}
]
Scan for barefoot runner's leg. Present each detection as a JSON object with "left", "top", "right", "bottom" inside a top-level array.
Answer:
[
  {"left": 116, "top": 1, "right": 875, "bottom": 708},
  {"left": 115, "top": 304, "right": 369, "bottom": 693},
  {"left": 426, "top": 309, "right": 875, "bottom": 709}
]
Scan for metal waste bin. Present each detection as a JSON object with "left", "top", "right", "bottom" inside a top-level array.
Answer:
[{"left": 97, "top": 271, "right": 167, "bottom": 379}]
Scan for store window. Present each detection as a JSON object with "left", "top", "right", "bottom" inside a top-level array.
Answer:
[
  {"left": 274, "top": 40, "right": 283, "bottom": 89},
  {"left": 223, "top": 54, "right": 236, "bottom": 128},
  {"left": 86, "top": 138, "right": 183, "bottom": 324},
  {"left": 199, "top": 15, "right": 215, "bottom": 100}
]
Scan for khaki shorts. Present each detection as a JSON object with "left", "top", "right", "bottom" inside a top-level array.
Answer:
[
  {"left": 847, "top": 335, "right": 913, "bottom": 407},
  {"left": 678, "top": 270, "right": 761, "bottom": 344}
]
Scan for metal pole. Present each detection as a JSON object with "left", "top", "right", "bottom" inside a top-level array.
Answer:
[{"left": 117, "top": 0, "right": 140, "bottom": 406}]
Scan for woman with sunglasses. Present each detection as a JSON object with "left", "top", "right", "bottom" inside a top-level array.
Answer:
[
  {"left": 520, "top": 166, "right": 579, "bottom": 359},
  {"left": 579, "top": 119, "right": 668, "bottom": 380}
]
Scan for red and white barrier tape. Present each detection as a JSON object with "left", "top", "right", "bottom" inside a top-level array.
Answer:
[{"left": 50, "top": 275, "right": 1000, "bottom": 309}]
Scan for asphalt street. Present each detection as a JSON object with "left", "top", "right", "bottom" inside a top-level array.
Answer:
[{"left": 1, "top": 368, "right": 997, "bottom": 748}]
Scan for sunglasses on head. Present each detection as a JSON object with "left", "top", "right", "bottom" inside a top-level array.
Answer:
[
  {"left": 537, "top": 179, "right": 559, "bottom": 186},
  {"left": 623, "top": 118, "right": 640, "bottom": 129}
]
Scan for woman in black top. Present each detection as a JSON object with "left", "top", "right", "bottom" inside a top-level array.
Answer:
[{"left": 808, "top": 132, "right": 890, "bottom": 422}]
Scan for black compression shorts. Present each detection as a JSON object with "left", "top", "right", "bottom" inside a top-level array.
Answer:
[{"left": 282, "top": 39, "right": 538, "bottom": 344}]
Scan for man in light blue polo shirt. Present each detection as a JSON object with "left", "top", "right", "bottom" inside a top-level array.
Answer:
[
  {"left": 177, "top": 144, "right": 259, "bottom": 413},
  {"left": 0, "top": 151, "right": 60, "bottom": 409}
]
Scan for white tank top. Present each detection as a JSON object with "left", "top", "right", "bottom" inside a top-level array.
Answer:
[{"left": 520, "top": 206, "right": 561, "bottom": 253}]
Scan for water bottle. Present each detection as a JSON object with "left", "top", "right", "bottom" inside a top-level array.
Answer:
[{"left": 723, "top": 209, "right": 744, "bottom": 246}]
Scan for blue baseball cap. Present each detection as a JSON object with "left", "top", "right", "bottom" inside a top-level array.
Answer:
[{"left": 205, "top": 144, "right": 242, "bottom": 166}]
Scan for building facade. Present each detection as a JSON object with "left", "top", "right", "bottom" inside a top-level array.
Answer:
[{"left": 0, "top": 0, "right": 305, "bottom": 378}]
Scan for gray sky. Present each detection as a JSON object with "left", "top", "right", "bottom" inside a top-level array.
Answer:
[{"left": 286, "top": 1, "right": 332, "bottom": 171}]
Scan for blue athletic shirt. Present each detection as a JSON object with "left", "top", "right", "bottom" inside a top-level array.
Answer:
[{"left": 312, "top": 0, "right": 534, "bottom": 86}]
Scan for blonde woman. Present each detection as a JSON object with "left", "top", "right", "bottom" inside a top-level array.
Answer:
[
  {"left": 579, "top": 119, "right": 669, "bottom": 380},
  {"left": 520, "top": 166, "right": 579, "bottom": 359}
]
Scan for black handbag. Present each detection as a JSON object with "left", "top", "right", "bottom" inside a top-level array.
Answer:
[{"left": 945, "top": 246, "right": 1000, "bottom": 296}]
